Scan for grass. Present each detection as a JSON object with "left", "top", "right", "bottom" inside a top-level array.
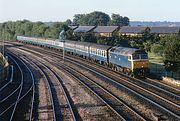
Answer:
[
  {"left": 148, "top": 52, "right": 164, "bottom": 64},
  {"left": 148, "top": 52, "right": 180, "bottom": 79}
]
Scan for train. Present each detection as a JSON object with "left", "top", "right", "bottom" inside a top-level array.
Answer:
[{"left": 17, "top": 36, "right": 149, "bottom": 77}]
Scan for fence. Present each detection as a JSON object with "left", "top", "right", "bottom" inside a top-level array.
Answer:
[{"left": 150, "top": 62, "right": 180, "bottom": 80}]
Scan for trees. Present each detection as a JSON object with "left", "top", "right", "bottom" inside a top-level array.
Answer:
[
  {"left": 110, "top": 14, "right": 129, "bottom": 26},
  {"left": 143, "top": 41, "right": 153, "bottom": 52},
  {"left": 44, "top": 22, "right": 69, "bottom": 39},
  {"left": 72, "top": 12, "right": 129, "bottom": 26},
  {"left": 30, "top": 22, "right": 48, "bottom": 37},
  {"left": 0, "top": 20, "right": 71, "bottom": 40},
  {"left": 151, "top": 43, "right": 164, "bottom": 56},
  {"left": 73, "top": 11, "right": 111, "bottom": 26},
  {"left": 85, "top": 11, "right": 110, "bottom": 26},
  {"left": 73, "top": 14, "right": 85, "bottom": 25},
  {"left": 163, "top": 35, "right": 180, "bottom": 72},
  {"left": 22, "top": 22, "right": 33, "bottom": 36},
  {"left": 76, "top": 11, "right": 111, "bottom": 26},
  {"left": 65, "top": 19, "right": 72, "bottom": 25},
  {"left": 0, "top": 22, "right": 17, "bottom": 40},
  {"left": 0, "top": 11, "right": 130, "bottom": 40},
  {"left": 122, "top": 17, "right": 130, "bottom": 26}
]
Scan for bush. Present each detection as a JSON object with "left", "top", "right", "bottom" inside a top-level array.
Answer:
[{"left": 151, "top": 43, "right": 164, "bottom": 56}]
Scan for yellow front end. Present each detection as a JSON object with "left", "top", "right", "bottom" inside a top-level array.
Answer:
[
  {"left": 132, "top": 60, "right": 149, "bottom": 70},
  {"left": 131, "top": 60, "right": 149, "bottom": 77}
]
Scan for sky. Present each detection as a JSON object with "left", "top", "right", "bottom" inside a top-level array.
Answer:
[{"left": 0, "top": 0, "right": 180, "bottom": 22}]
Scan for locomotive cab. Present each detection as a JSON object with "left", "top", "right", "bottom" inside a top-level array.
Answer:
[{"left": 131, "top": 53, "right": 149, "bottom": 77}]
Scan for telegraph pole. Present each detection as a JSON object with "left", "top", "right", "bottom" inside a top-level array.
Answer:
[
  {"left": 63, "top": 40, "right": 65, "bottom": 62},
  {"left": 59, "top": 30, "right": 65, "bottom": 62},
  {"left": 2, "top": 30, "right": 5, "bottom": 56},
  {"left": 3, "top": 39, "right": 4, "bottom": 56}
]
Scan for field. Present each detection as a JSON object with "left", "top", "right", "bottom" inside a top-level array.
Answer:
[
  {"left": 148, "top": 52, "right": 164, "bottom": 64},
  {"left": 148, "top": 52, "right": 180, "bottom": 80}
]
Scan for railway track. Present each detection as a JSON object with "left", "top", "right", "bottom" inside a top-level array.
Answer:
[
  {"left": 0, "top": 65, "right": 13, "bottom": 91},
  {"left": 23, "top": 56, "right": 55, "bottom": 121},
  {"left": 3, "top": 42, "right": 180, "bottom": 120},
  {"left": 23, "top": 57, "right": 81, "bottom": 121},
  {"left": 145, "top": 77, "right": 180, "bottom": 93},
  {"left": 60, "top": 63, "right": 146, "bottom": 121},
  {"left": 23, "top": 53, "right": 142, "bottom": 120},
  {"left": 10, "top": 53, "right": 35, "bottom": 121},
  {"left": 14, "top": 48, "right": 144, "bottom": 120},
  {"left": 0, "top": 66, "right": 15, "bottom": 102},
  {"left": 0, "top": 51, "right": 35, "bottom": 121},
  {"left": 63, "top": 58, "right": 180, "bottom": 120},
  {"left": 0, "top": 53, "right": 24, "bottom": 121},
  {"left": 16, "top": 45, "right": 180, "bottom": 120}
]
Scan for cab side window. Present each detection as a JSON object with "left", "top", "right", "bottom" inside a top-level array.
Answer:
[{"left": 128, "top": 56, "right": 131, "bottom": 60}]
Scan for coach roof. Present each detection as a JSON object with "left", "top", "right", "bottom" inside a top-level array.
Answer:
[{"left": 90, "top": 44, "right": 112, "bottom": 50}]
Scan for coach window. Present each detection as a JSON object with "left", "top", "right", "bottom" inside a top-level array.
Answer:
[{"left": 102, "top": 51, "right": 104, "bottom": 57}]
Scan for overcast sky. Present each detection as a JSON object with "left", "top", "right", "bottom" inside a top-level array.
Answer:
[{"left": 0, "top": 0, "right": 180, "bottom": 22}]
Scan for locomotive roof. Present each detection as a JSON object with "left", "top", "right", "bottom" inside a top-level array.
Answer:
[{"left": 110, "top": 47, "right": 146, "bottom": 55}]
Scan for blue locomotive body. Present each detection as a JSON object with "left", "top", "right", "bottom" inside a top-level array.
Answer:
[{"left": 109, "top": 53, "right": 131, "bottom": 69}]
